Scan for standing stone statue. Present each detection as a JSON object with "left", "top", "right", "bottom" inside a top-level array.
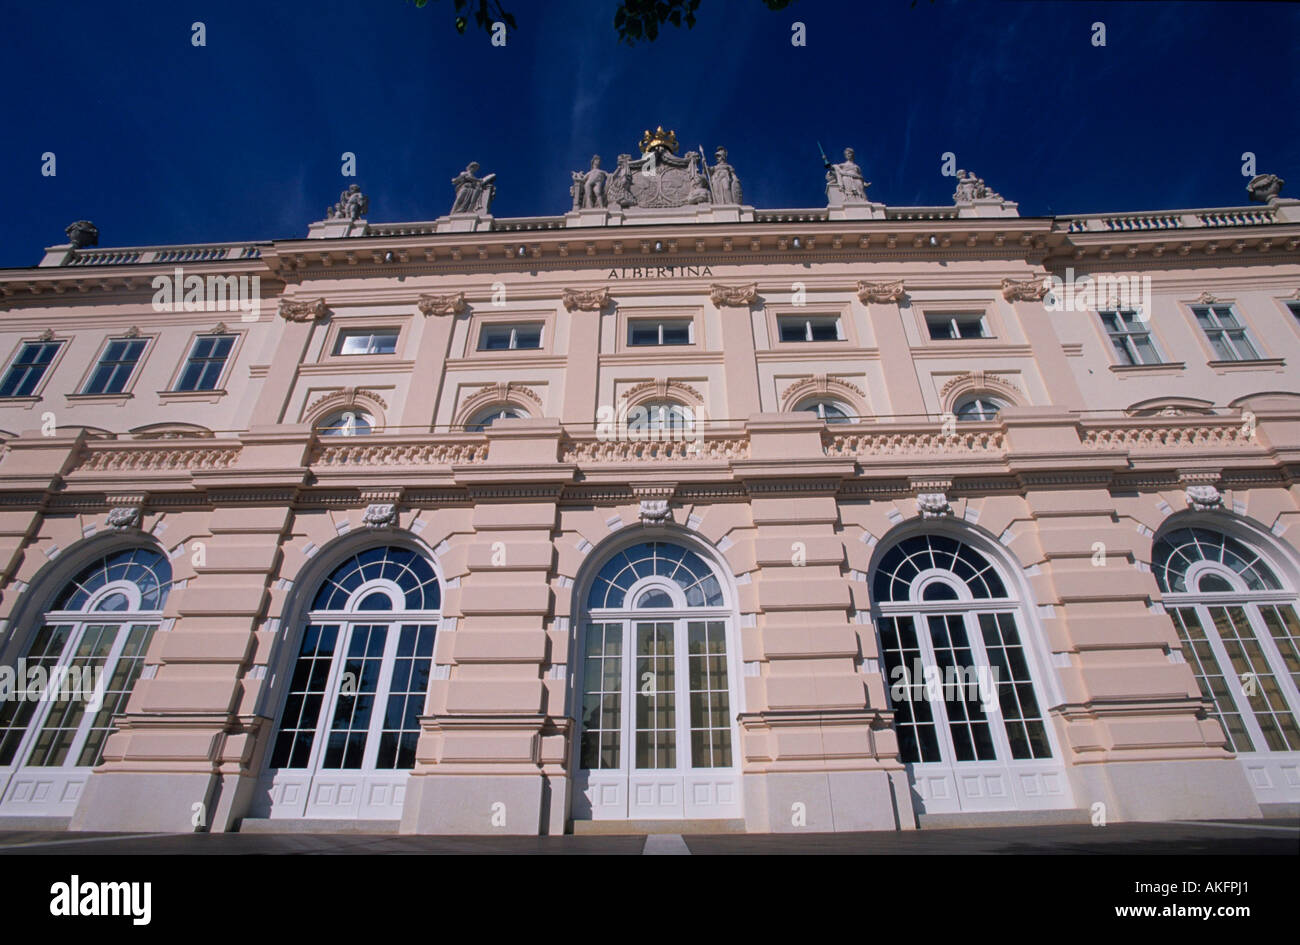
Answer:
[
  {"left": 829, "top": 147, "right": 868, "bottom": 201},
  {"left": 329, "top": 183, "right": 369, "bottom": 221},
  {"left": 709, "top": 146, "right": 743, "bottom": 204},
  {"left": 570, "top": 154, "right": 608, "bottom": 210},
  {"left": 451, "top": 162, "right": 497, "bottom": 214}
]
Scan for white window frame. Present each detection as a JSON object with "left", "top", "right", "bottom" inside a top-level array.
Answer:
[
  {"left": 334, "top": 329, "right": 399, "bottom": 356},
  {"left": 477, "top": 322, "right": 544, "bottom": 351},
  {"left": 1099, "top": 309, "right": 1163, "bottom": 366},
  {"left": 926, "top": 312, "right": 989, "bottom": 341},
  {"left": 627, "top": 318, "right": 694, "bottom": 347},
  {"left": 777, "top": 315, "right": 844, "bottom": 343},
  {"left": 1192, "top": 304, "right": 1261, "bottom": 362}
]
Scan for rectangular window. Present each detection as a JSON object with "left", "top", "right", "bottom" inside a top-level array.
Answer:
[
  {"left": 1287, "top": 301, "right": 1300, "bottom": 325},
  {"left": 0, "top": 341, "right": 61, "bottom": 398},
  {"left": 1193, "top": 304, "right": 1260, "bottom": 361},
  {"left": 478, "top": 323, "right": 542, "bottom": 351},
  {"left": 174, "top": 334, "right": 234, "bottom": 392},
  {"left": 1099, "top": 309, "right": 1162, "bottom": 366},
  {"left": 335, "top": 330, "right": 398, "bottom": 356},
  {"left": 777, "top": 315, "right": 842, "bottom": 343},
  {"left": 82, "top": 338, "right": 147, "bottom": 394},
  {"left": 926, "top": 313, "right": 989, "bottom": 341},
  {"left": 629, "top": 319, "right": 692, "bottom": 346}
]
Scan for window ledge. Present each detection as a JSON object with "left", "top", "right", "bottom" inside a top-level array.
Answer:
[
  {"left": 0, "top": 395, "right": 43, "bottom": 409},
  {"left": 1108, "top": 361, "right": 1185, "bottom": 375},
  {"left": 157, "top": 388, "right": 227, "bottom": 404},
  {"left": 1207, "top": 358, "right": 1285, "bottom": 372},
  {"left": 66, "top": 392, "right": 133, "bottom": 406}
]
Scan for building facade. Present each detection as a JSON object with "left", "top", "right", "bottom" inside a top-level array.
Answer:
[{"left": 0, "top": 142, "right": 1298, "bottom": 835}]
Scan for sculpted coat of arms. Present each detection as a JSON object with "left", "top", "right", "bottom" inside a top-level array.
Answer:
[{"left": 570, "top": 126, "right": 743, "bottom": 212}]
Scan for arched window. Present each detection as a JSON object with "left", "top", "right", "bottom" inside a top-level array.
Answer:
[
  {"left": 262, "top": 545, "right": 439, "bottom": 819},
  {"left": 0, "top": 547, "right": 171, "bottom": 814},
  {"left": 317, "top": 409, "right": 374, "bottom": 437},
  {"left": 576, "top": 540, "right": 738, "bottom": 820},
  {"left": 465, "top": 405, "right": 524, "bottom": 432},
  {"left": 872, "top": 533, "right": 1068, "bottom": 813},
  {"left": 954, "top": 396, "right": 1004, "bottom": 421},
  {"left": 1154, "top": 527, "right": 1300, "bottom": 754},
  {"left": 626, "top": 401, "right": 694, "bottom": 437},
  {"left": 795, "top": 399, "right": 852, "bottom": 423}
]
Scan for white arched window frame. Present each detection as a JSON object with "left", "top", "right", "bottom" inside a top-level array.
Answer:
[
  {"left": 260, "top": 545, "right": 441, "bottom": 819},
  {"left": 625, "top": 400, "right": 695, "bottom": 436},
  {"left": 317, "top": 408, "right": 375, "bottom": 437},
  {"left": 794, "top": 398, "right": 853, "bottom": 423},
  {"left": 573, "top": 537, "right": 741, "bottom": 820},
  {"left": 464, "top": 404, "right": 526, "bottom": 432},
  {"left": 0, "top": 546, "right": 171, "bottom": 815},
  {"left": 1154, "top": 526, "right": 1300, "bottom": 755},
  {"left": 954, "top": 396, "right": 1005, "bottom": 421},
  {"left": 869, "top": 530, "right": 1073, "bottom": 814}
]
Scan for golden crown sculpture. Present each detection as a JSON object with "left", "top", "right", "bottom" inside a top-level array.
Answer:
[{"left": 638, "top": 126, "right": 680, "bottom": 154}]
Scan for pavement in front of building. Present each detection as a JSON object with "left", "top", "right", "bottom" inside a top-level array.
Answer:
[{"left": 0, "top": 818, "right": 1294, "bottom": 855}]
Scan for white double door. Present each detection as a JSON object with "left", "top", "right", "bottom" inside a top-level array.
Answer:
[
  {"left": 881, "top": 609, "right": 1073, "bottom": 815},
  {"left": 575, "top": 618, "right": 741, "bottom": 821},
  {"left": 0, "top": 620, "right": 156, "bottom": 818},
  {"left": 258, "top": 621, "right": 435, "bottom": 820}
]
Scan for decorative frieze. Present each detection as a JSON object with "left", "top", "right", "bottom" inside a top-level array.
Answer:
[
  {"left": 76, "top": 446, "right": 241, "bottom": 473},
  {"left": 561, "top": 437, "right": 749, "bottom": 463},
  {"left": 311, "top": 441, "right": 489, "bottom": 467},
  {"left": 824, "top": 430, "right": 1004, "bottom": 457}
]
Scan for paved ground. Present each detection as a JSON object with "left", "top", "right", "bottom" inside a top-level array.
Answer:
[{"left": 0, "top": 818, "right": 1294, "bottom": 854}]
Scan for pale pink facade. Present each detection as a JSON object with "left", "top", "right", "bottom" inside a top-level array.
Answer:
[{"left": 1, "top": 186, "right": 1299, "bottom": 835}]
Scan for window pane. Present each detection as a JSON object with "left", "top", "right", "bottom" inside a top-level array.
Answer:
[
  {"left": 634, "top": 622, "right": 675, "bottom": 769},
  {"left": 778, "top": 320, "right": 805, "bottom": 343},
  {"left": 660, "top": 323, "right": 691, "bottom": 345},
  {"left": 580, "top": 623, "right": 623, "bottom": 770},
  {"left": 629, "top": 323, "right": 660, "bottom": 346},
  {"left": 808, "top": 319, "right": 840, "bottom": 341},
  {"left": 479, "top": 327, "right": 511, "bottom": 350}
]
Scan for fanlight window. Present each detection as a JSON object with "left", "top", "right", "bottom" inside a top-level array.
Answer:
[
  {"left": 318, "top": 409, "right": 374, "bottom": 437},
  {"left": 627, "top": 401, "right": 694, "bottom": 435},
  {"left": 587, "top": 541, "right": 723, "bottom": 610},
  {"left": 465, "top": 405, "right": 524, "bottom": 432},
  {"left": 52, "top": 547, "right": 172, "bottom": 612},
  {"left": 873, "top": 534, "right": 1007, "bottom": 603},
  {"left": 796, "top": 399, "right": 852, "bottom": 423},
  {"left": 954, "top": 396, "right": 1004, "bottom": 421},
  {"left": 0, "top": 547, "right": 172, "bottom": 774},
  {"left": 1153, "top": 527, "right": 1300, "bottom": 754},
  {"left": 1152, "top": 527, "right": 1282, "bottom": 594},
  {"left": 311, "top": 546, "right": 441, "bottom": 612}
]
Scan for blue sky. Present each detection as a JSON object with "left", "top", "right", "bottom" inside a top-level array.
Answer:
[{"left": 2, "top": 0, "right": 1297, "bottom": 266}]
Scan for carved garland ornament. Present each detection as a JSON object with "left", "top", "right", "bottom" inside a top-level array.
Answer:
[
  {"left": 455, "top": 382, "right": 544, "bottom": 426},
  {"left": 562, "top": 287, "right": 611, "bottom": 312},
  {"left": 621, "top": 379, "right": 705, "bottom": 409},
  {"left": 939, "top": 371, "right": 1022, "bottom": 410},
  {"left": 856, "top": 280, "right": 906, "bottom": 304},
  {"left": 780, "top": 375, "right": 868, "bottom": 412},
  {"left": 709, "top": 282, "right": 758, "bottom": 306},
  {"left": 1000, "top": 277, "right": 1051, "bottom": 302},
  {"left": 417, "top": 292, "right": 466, "bottom": 317},
  {"left": 278, "top": 297, "right": 329, "bottom": 322},
  {"left": 303, "top": 387, "right": 390, "bottom": 427}
]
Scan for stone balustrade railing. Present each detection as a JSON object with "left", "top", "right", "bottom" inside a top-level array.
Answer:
[
  {"left": 1078, "top": 418, "right": 1255, "bottom": 452},
  {"left": 311, "top": 437, "right": 489, "bottom": 468},
  {"left": 73, "top": 443, "right": 242, "bottom": 473},
  {"left": 561, "top": 435, "right": 750, "bottom": 463},
  {"left": 824, "top": 427, "right": 1005, "bottom": 458},
  {"left": 50, "top": 242, "right": 265, "bottom": 267},
  {"left": 1061, "top": 206, "right": 1279, "bottom": 234}
]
